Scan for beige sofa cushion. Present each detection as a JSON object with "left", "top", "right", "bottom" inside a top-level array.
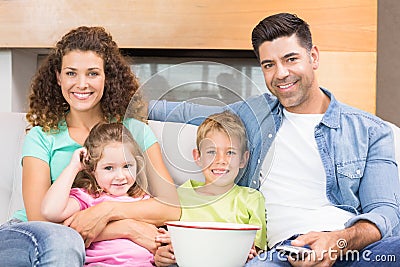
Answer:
[{"left": 148, "top": 120, "right": 203, "bottom": 185}]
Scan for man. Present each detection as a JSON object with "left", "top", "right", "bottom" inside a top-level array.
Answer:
[{"left": 150, "top": 13, "right": 400, "bottom": 266}]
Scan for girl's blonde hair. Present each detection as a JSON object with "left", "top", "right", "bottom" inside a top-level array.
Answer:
[
  {"left": 26, "top": 26, "right": 146, "bottom": 132},
  {"left": 72, "top": 123, "right": 148, "bottom": 198}
]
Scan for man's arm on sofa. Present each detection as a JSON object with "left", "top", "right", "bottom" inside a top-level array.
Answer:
[{"left": 148, "top": 100, "right": 224, "bottom": 125}]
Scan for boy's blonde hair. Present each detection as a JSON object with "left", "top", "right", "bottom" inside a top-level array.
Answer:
[{"left": 196, "top": 111, "right": 248, "bottom": 154}]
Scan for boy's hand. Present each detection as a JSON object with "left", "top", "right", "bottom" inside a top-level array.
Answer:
[
  {"left": 154, "top": 244, "right": 175, "bottom": 266},
  {"left": 247, "top": 243, "right": 258, "bottom": 262},
  {"left": 154, "top": 228, "right": 176, "bottom": 266}
]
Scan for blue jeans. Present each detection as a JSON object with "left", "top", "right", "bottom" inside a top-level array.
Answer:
[
  {"left": 0, "top": 219, "right": 85, "bottom": 267},
  {"left": 246, "top": 236, "right": 400, "bottom": 267}
]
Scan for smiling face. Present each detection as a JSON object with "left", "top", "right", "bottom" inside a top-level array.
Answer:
[
  {"left": 193, "top": 130, "right": 248, "bottom": 193},
  {"left": 94, "top": 142, "right": 137, "bottom": 197},
  {"left": 56, "top": 50, "right": 105, "bottom": 114},
  {"left": 259, "top": 34, "right": 322, "bottom": 113}
]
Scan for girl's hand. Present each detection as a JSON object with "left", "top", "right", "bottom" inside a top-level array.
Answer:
[{"left": 69, "top": 147, "right": 87, "bottom": 171}]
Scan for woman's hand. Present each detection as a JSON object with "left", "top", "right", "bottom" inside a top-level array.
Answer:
[
  {"left": 119, "top": 219, "right": 160, "bottom": 254},
  {"left": 92, "top": 219, "right": 160, "bottom": 254},
  {"left": 63, "top": 202, "right": 114, "bottom": 247},
  {"left": 155, "top": 227, "right": 171, "bottom": 244}
]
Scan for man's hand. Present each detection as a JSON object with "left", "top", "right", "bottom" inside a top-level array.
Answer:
[
  {"left": 288, "top": 231, "right": 342, "bottom": 267},
  {"left": 64, "top": 202, "right": 113, "bottom": 247},
  {"left": 288, "top": 221, "right": 381, "bottom": 267}
]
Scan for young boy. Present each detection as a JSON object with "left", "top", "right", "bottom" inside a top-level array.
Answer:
[{"left": 154, "top": 111, "right": 266, "bottom": 266}]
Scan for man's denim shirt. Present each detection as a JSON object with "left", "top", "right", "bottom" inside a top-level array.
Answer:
[{"left": 149, "top": 88, "right": 400, "bottom": 238}]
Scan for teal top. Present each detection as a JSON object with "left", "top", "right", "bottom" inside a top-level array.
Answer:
[
  {"left": 13, "top": 118, "right": 157, "bottom": 221},
  {"left": 178, "top": 179, "right": 267, "bottom": 250}
]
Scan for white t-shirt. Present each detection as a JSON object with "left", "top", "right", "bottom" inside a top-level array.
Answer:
[{"left": 260, "top": 109, "right": 354, "bottom": 248}]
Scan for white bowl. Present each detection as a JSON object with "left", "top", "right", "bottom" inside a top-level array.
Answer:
[{"left": 166, "top": 221, "right": 260, "bottom": 267}]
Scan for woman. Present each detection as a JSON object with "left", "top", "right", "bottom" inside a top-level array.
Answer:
[{"left": 0, "top": 26, "right": 180, "bottom": 266}]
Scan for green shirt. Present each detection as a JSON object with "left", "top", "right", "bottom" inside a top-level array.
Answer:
[
  {"left": 14, "top": 118, "right": 157, "bottom": 221},
  {"left": 178, "top": 179, "right": 267, "bottom": 250}
]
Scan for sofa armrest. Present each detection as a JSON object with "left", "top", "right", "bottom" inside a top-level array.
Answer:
[{"left": 0, "top": 112, "right": 27, "bottom": 224}]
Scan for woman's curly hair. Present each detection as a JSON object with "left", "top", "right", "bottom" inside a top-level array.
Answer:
[
  {"left": 26, "top": 26, "right": 146, "bottom": 132},
  {"left": 72, "top": 122, "right": 148, "bottom": 198}
]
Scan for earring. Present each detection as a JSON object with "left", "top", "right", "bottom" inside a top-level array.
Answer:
[{"left": 62, "top": 102, "right": 69, "bottom": 111}]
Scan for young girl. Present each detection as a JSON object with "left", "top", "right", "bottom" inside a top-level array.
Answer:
[{"left": 41, "top": 123, "right": 154, "bottom": 266}]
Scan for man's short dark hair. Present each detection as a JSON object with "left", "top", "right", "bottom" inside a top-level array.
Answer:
[{"left": 251, "top": 13, "right": 313, "bottom": 60}]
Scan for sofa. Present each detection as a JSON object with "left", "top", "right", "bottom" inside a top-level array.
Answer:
[
  {"left": 1, "top": 112, "right": 400, "bottom": 224},
  {"left": 0, "top": 112, "right": 204, "bottom": 224}
]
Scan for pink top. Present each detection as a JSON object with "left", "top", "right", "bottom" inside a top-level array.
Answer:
[{"left": 70, "top": 188, "right": 154, "bottom": 267}]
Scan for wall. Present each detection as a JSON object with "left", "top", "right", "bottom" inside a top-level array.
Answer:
[
  {"left": 0, "top": 49, "right": 37, "bottom": 112},
  {"left": 377, "top": 0, "right": 400, "bottom": 126},
  {"left": 0, "top": 0, "right": 377, "bottom": 113},
  {"left": 0, "top": 50, "right": 12, "bottom": 111}
]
